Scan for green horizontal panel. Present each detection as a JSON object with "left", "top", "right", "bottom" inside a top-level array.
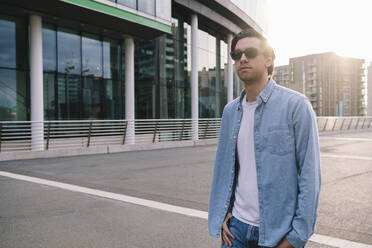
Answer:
[{"left": 59, "top": 0, "right": 171, "bottom": 33}]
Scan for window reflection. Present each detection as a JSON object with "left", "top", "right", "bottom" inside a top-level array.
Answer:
[
  {"left": 138, "top": 0, "right": 155, "bottom": 15},
  {"left": 43, "top": 72, "right": 55, "bottom": 120},
  {"left": 82, "top": 34, "right": 102, "bottom": 77},
  {"left": 117, "top": 0, "right": 136, "bottom": 9},
  {"left": 135, "top": 39, "right": 156, "bottom": 119},
  {"left": 57, "top": 74, "right": 81, "bottom": 119},
  {"left": 57, "top": 29, "right": 81, "bottom": 74},
  {"left": 42, "top": 27, "right": 126, "bottom": 120},
  {"left": 0, "top": 18, "right": 16, "bottom": 68},
  {"left": 0, "top": 15, "right": 28, "bottom": 121},
  {"left": 42, "top": 26, "right": 56, "bottom": 71}
]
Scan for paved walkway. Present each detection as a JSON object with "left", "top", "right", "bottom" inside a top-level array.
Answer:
[{"left": 1, "top": 130, "right": 372, "bottom": 247}]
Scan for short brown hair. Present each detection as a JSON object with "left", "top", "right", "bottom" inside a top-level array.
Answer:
[{"left": 231, "top": 29, "right": 275, "bottom": 76}]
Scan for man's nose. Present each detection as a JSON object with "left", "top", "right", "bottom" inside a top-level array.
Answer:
[{"left": 239, "top": 52, "right": 249, "bottom": 62}]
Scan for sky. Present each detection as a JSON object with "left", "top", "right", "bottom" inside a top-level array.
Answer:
[{"left": 267, "top": 0, "right": 372, "bottom": 68}]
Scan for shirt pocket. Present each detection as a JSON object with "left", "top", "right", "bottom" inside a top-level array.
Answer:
[{"left": 264, "top": 125, "right": 294, "bottom": 156}]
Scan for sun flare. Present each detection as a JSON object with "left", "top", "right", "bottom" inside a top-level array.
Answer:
[{"left": 267, "top": 0, "right": 372, "bottom": 66}]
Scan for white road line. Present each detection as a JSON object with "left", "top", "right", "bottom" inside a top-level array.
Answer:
[
  {"left": 311, "top": 234, "right": 372, "bottom": 248},
  {"left": 1, "top": 170, "right": 371, "bottom": 248},
  {"left": 321, "top": 154, "right": 372, "bottom": 161},
  {"left": 320, "top": 137, "right": 372, "bottom": 142},
  {"left": 0, "top": 171, "right": 207, "bottom": 220}
]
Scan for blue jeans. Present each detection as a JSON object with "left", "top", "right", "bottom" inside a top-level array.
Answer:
[{"left": 221, "top": 216, "right": 269, "bottom": 248}]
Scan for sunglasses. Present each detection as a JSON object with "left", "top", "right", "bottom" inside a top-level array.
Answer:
[{"left": 230, "top": 48, "right": 263, "bottom": 60}]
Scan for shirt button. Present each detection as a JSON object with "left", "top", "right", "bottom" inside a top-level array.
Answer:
[
  {"left": 237, "top": 119, "right": 240, "bottom": 123},
  {"left": 229, "top": 188, "right": 232, "bottom": 192},
  {"left": 233, "top": 136, "right": 237, "bottom": 139},
  {"left": 232, "top": 169, "right": 234, "bottom": 173},
  {"left": 225, "top": 205, "right": 228, "bottom": 209},
  {"left": 232, "top": 152, "right": 235, "bottom": 156}
]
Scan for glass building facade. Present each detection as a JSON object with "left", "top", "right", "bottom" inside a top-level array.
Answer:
[
  {"left": 0, "top": 0, "right": 263, "bottom": 122},
  {"left": 0, "top": 15, "right": 235, "bottom": 121},
  {"left": 42, "top": 25, "right": 125, "bottom": 120}
]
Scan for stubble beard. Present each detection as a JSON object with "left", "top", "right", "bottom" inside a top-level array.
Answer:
[{"left": 238, "top": 70, "right": 261, "bottom": 85}]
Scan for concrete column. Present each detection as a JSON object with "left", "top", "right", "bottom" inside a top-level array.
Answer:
[
  {"left": 29, "top": 15, "right": 44, "bottom": 151},
  {"left": 227, "top": 33, "right": 234, "bottom": 103},
  {"left": 235, "top": 73, "right": 241, "bottom": 97},
  {"left": 191, "top": 14, "right": 199, "bottom": 140},
  {"left": 125, "top": 37, "right": 135, "bottom": 144},
  {"left": 215, "top": 38, "right": 221, "bottom": 117}
]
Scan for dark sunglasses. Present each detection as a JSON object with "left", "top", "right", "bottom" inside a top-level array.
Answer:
[{"left": 230, "top": 48, "right": 263, "bottom": 60}]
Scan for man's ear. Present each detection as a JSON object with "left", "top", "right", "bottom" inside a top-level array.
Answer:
[{"left": 265, "top": 56, "right": 273, "bottom": 69}]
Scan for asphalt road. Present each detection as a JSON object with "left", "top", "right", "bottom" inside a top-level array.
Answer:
[{"left": 0, "top": 130, "right": 371, "bottom": 248}]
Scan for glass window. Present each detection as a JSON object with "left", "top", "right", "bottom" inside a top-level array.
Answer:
[
  {"left": 135, "top": 39, "right": 156, "bottom": 119},
  {"left": 0, "top": 16, "right": 28, "bottom": 121},
  {"left": 0, "top": 15, "right": 27, "bottom": 70},
  {"left": 82, "top": 76, "right": 102, "bottom": 119},
  {"left": 138, "top": 0, "right": 155, "bottom": 15},
  {"left": 57, "top": 28, "right": 81, "bottom": 75},
  {"left": 0, "top": 18, "right": 16, "bottom": 68},
  {"left": 117, "top": 0, "right": 136, "bottom": 9},
  {"left": 103, "top": 38, "right": 120, "bottom": 80},
  {"left": 82, "top": 33, "right": 102, "bottom": 77},
  {"left": 57, "top": 74, "right": 81, "bottom": 120},
  {"left": 103, "top": 39, "right": 122, "bottom": 119},
  {"left": 0, "top": 69, "right": 27, "bottom": 120},
  {"left": 43, "top": 72, "right": 55, "bottom": 120},
  {"left": 198, "top": 30, "right": 216, "bottom": 118},
  {"left": 42, "top": 26, "right": 57, "bottom": 72},
  {"left": 156, "top": 0, "right": 171, "bottom": 21}
]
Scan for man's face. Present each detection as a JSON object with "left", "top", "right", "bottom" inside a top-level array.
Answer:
[{"left": 233, "top": 37, "right": 272, "bottom": 84}]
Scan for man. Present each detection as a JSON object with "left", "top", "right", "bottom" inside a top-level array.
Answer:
[{"left": 208, "top": 29, "right": 321, "bottom": 248}]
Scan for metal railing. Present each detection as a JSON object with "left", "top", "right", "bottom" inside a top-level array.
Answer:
[
  {"left": 0, "top": 119, "right": 221, "bottom": 153},
  {"left": 0, "top": 117, "right": 371, "bottom": 153},
  {"left": 317, "top": 116, "right": 372, "bottom": 132}
]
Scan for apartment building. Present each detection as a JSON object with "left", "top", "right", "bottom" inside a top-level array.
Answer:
[{"left": 273, "top": 52, "right": 365, "bottom": 116}]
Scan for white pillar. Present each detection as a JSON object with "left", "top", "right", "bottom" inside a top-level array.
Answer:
[
  {"left": 30, "top": 15, "right": 44, "bottom": 151},
  {"left": 215, "top": 38, "right": 221, "bottom": 118},
  {"left": 191, "top": 14, "right": 199, "bottom": 140},
  {"left": 227, "top": 33, "right": 234, "bottom": 103},
  {"left": 125, "top": 37, "right": 135, "bottom": 144}
]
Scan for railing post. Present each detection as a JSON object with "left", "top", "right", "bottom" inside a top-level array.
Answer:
[
  {"left": 122, "top": 121, "right": 127, "bottom": 145},
  {"left": 46, "top": 122, "right": 51, "bottom": 150},
  {"left": 355, "top": 118, "right": 361, "bottom": 130},
  {"left": 203, "top": 120, "right": 210, "bottom": 139},
  {"left": 340, "top": 118, "right": 346, "bottom": 130},
  {"left": 331, "top": 118, "right": 338, "bottom": 131},
  {"left": 348, "top": 118, "right": 353, "bottom": 130},
  {"left": 153, "top": 121, "right": 159, "bottom": 143},
  {"left": 0, "top": 123, "right": 2, "bottom": 153},
  {"left": 361, "top": 118, "right": 367, "bottom": 129},
  {"left": 179, "top": 120, "right": 185, "bottom": 141},
  {"left": 323, "top": 118, "right": 329, "bottom": 131},
  {"left": 87, "top": 121, "right": 93, "bottom": 147}
]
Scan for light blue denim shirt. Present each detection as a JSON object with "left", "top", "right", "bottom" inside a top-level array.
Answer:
[{"left": 208, "top": 78, "right": 321, "bottom": 248}]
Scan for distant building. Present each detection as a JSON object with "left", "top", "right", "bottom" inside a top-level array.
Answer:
[
  {"left": 273, "top": 52, "right": 365, "bottom": 116},
  {"left": 368, "top": 62, "right": 372, "bottom": 116},
  {"left": 273, "top": 65, "right": 290, "bottom": 88}
]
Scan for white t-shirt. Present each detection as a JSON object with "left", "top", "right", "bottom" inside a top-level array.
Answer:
[{"left": 232, "top": 95, "right": 260, "bottom": 227}]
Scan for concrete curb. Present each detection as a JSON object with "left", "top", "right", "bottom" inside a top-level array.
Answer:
[{"left": 0, "top": 139, "right": 218, "bottom": 162}]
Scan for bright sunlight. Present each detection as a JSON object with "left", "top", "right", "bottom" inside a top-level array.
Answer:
[{"left": 267, "top": 0, "right": 372, "bottom": 66}]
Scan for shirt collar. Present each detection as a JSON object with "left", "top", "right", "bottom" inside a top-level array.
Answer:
[
  {"left": 259, "top": 77, "right": 276, "bottom": 103},
  {"left": 238, "top": 78, "right": 276, "bottom": 108}
]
